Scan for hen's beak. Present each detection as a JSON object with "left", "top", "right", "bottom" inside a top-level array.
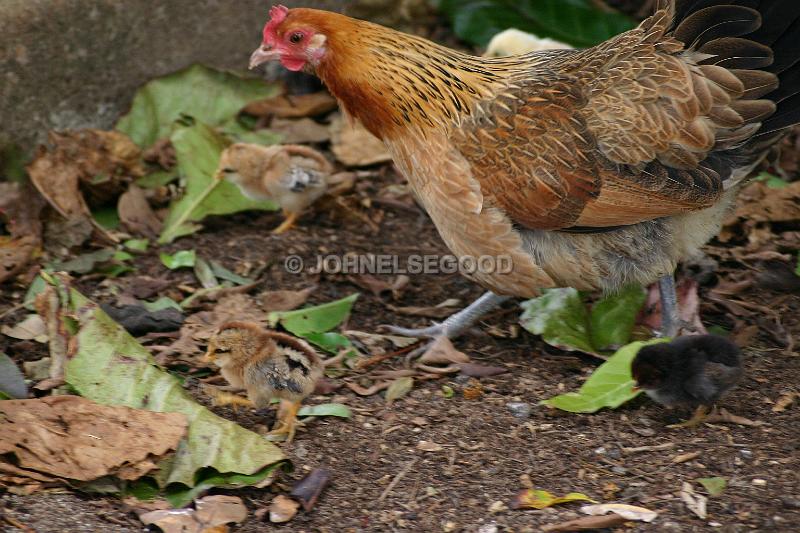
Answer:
[{"left": 250, "top": 45, "right": 281, "bottom": 69}]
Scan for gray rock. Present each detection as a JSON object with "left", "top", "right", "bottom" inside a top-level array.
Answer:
[{"left": 0, "top": 0, "right": 352, "bottom": 153}]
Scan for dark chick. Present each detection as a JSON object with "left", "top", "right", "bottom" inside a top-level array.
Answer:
[
  {"left": 204, "top": 321, "right": 323, "bottom": 442},
  {"left": 631, "top": 335, "right": 742, "bottom": 427}
]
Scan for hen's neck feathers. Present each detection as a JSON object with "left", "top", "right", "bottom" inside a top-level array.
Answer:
[{"left": 305, "top": 9, "right": 537, "bottom": 139}]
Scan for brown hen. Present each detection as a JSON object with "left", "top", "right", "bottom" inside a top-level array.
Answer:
[{"left": 250, "top": 1, "right": 800, "bottom": 341}]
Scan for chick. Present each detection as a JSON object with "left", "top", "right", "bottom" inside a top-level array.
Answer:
[
  {"left": 631, "top": 335, "right": 743, "bottom": 428},
  {"left": 215, "top": 143, "right": 333, "bottom": 234},
  {"left": 204, "top": 321, "right": 323, "bottom": 442},
  {"left": 483, "top": 28, "right": 572, "bottom": 57}
]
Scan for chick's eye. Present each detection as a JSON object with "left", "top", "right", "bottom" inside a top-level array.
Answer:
[{"left": 289, "top": 32, "right": 303, "bottom": 44}]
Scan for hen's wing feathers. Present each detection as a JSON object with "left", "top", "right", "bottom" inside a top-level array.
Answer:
[{"left": 454, "top": 1, "right": 799, "bottom": 230}]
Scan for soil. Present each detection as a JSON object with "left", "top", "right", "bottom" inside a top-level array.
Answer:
[{"left": 1, "top": 165, "right": 799, "bottom": 533}]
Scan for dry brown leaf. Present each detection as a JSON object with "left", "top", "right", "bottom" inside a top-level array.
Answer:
[
  {"left": 269, "top": 117, "right": 331, "bottom": 144},
  {"left": 772, "top": 392, "right": 798, "bottom": 412},
  {"left": 419, "top": 337, "right": 470, "bottom": 365},
  {"left": 27, "top": 129, "right": 144, "bottom": 244},
  {"left": 637, "top": 278, "right": 706, "bottom": 334},
  {"left": 1, "top": 315, "right": 48, "bottom": 343},
  {"left": 0, "top": 396, "right": 186, "bottom": 483},
  {"left": 457, "top": 363, "right": 508, "bottom": 378},
  {"left": 291, "top": 468, "right": 331, "bottom": 512},
  {"left": 345, "top": 381, "right": 391, "bottom": 396},
  {"left": 139, "top": 509, "right": 199, "bottom": 533},
  {"left": 542, "top": 514, "right": 629, "bottom": 532},
  {"left": 462, "top": 378, "right": 483, "bottom": 400},
  {"left": 0, "top": 182, "right": 45, "bottom": 283},
  {"left": 244, "top": 91, "right": 337, "bottom": 118},
  {"left": 680, "top": 481, "right": 708, "bottom": 519},
  {"left": 260, "top": 287, "right": 315, "bottom": 313},
  {"left": 729, "top": 180, "right": 800, "bottom": 224},
  {"left": 195, "top": 495, "right": 248, "bottom": 527},
  {"left": 268, "top": 494, "right": 300, "bottom": 523},
  {"left": 581, "top": 503, "right": 657, "bottom": 522},
  {"left": 118, "top": 184, "right": 162, "bottom": 239},
  {"left": 143, "top": 138, "right": 176, "bottom": 170},
  {"left": 329, "top": 115, "right": 391, "bottom": 167}
]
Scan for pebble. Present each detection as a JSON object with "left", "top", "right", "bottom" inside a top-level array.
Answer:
[
  {"left": 506, "top": 402, "right": 531, "bottom": 419},
  {"left": 488, "top": 501, "right": 508, "bottom": 514},
  {"left": 612, "top": 466, "right": 627, "bottom": 475},
  {"left": 752, "top": 478, "right": 767, "bottom": 486},
  {"left": 477, "top": 523, "right": 498, "bottom": 533},
  {"left": 780, "top": 496, "right": 800, "bottom": 509},
  {"left": 632, "top": 426, "right": 656, "bottom": 437},
  {"left": 739, "top": 449, "right": 753, "bottom": 459},
  {"left": 442, "top": 522, "right": 458, "bottom": 532},
  {"left": 594, "top": 447, "right": 607, "bottom": 455}
]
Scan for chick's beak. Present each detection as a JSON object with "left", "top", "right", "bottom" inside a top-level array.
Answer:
[{"left": 249, "top": 45, "right": 281, "bottom": 69}]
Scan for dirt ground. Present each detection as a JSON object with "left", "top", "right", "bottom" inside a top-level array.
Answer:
[{"left": 1, "top": 164, "right": 799, "bottom": 533}]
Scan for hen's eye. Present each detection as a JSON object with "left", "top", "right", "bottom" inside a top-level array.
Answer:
[{"left": 289, "top": 32, "right": 303, "bottom": 44}]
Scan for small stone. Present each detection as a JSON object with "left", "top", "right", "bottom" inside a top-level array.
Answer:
[
  {"left": 780, "top": 496, "right": 800, "bottom": 509},
  {"left": 488, "top": 501, "right": 507, "bottom": 514},
  {"left": 752, "top": 478, "right": 767, "bottom": 486},
  {"left": 477, "top": 523, "right": 498, "bottom": 533},
  {"left": 417, "top": 440, "right": 444, "bottom": 452},
  {"left": 708, "top": 522, "right": 722, "bottom": 527},
  {"left": 612, "top": 466, "right": 627, "bottom": 475},
  {"left": 411, "top": 416, "right": 429, "bottom": 426},
  {"left": 632, "top": 426, "right": 656, "bottom": 437},
  {"left": 506, "top": 402, "right": 531, "bottom": 420},
  {"left": 443, "top": 521, "right": 458, "bottom": 532},
  {"left": 739, "top": 449, "right": 753, "bottom": 459},
  {"left": 772, "top": 515, "right": 787, "bottom": 524},
  {"left": 594, "top": 447, "right": 607, "bottom": 455}
]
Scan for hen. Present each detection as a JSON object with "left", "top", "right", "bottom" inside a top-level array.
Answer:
[
  {"left": 216, "top": 143, "right": 332, "bottom": 233},
  {"left": 251, "top": 1, "right": 800, "bottom": 341},
  {"left": 632, "top": 334, "right": 743, "bottom": 427},
  {"left": 204, "top": 321, "right": 323, "bottom": 442}
]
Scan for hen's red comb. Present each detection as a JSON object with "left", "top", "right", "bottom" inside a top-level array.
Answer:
[{"left": 263, "top": 5, "right": 289, "bottom": 45}]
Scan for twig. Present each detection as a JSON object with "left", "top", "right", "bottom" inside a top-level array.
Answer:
[
  {"left": 621, "top": 442, "right": 675, "bottom": 454},
  {"left": 378, "top": 458, "right": 418, "bottom": 502},
  {"left": 0, "top": 303, "right": 25, "bottom": 320}
]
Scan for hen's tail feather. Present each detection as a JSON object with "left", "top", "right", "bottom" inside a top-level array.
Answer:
[{"left": 670, "top": 0, "right": 800, "bottom": 169}]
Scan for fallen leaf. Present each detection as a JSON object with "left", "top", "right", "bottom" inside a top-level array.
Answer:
[
  {"left": 329, "top": 114, "right": 391, "bottom": 167},
  {"left": 729, "top": 180, "right": 800, "bottom": 224},
  {"left": 243, "top": 91, "right": 337, "bottom": 119},
  {"left": 1, "top": 314, "right": 48, "bottom": 343},
  {"left": 772, "top": 392, "right": 797, "bottom": 412},
  {"left": 0, "top": 182, "right": 44, "bottom": 283},
  {"left": 462, "top": 379, "right": 484, "bottom": 400},
  {"left": 209, "top": 261, "right": 253, "bottom": 286},
  {"left": 142, "top": 138, "right": 177, "bottom": 170},
  {"left": 0, "top": 396, "right": 186, "bottom": 482},
  {"left": 139, "top": 509, "right": 198, "bottom": 533},
  {"left": 117, "top": 64, "right": 279, "bottom": 148},
  {"left": 260, "top": 287, "right": 315, "bottom": 312},
  {"left": 542, "top": 340, "right": 667, "bottom": 413},
  {"left": 419, "top": 336, "right": 470, "bottom": 365},
  {"left": 637, "top": 278, "right": 707, "bottom": 335},
  {"left": 194, "top": 257, "right": 219, "bottom": 289},
  {"left": 118, "top": 184, "right": 162, "bottom": 239},
  {"left": 100, "top": 304, "right": 184, "bottom": 337},
  {"left": 297, "top": 403, "right": 352, "bottom": 419},
  {"left": 194, "top": 495, "right": 248, "bottom": 526},
  {"left": 542, "top": 514, "right": 629, "bottom": 532},
  {"left": 269, "top": 495, "right": 300, "bottom": 523},
  {"left": 680, "top": 481, "right": 708, "bottom": 519},
  {"left": 50, "top": 248, "right": 117, "bottom": 275},
  {"left": 385, "top": 376, "right": 414, "bottom": 405},
  {"left": 268, "top": 117, "right": 331, "bottom": 144},
  {"left": 0, "top": 353, "right": 27, "bottom": 399},
  {"left": 512, "top": 489, "right": 595, "bottom": 510},
  {"left": 697, "top": 477, "right": 727, "bottom": 497},
  {"left": 580, "top": 503, "right": 658, "bottom": 522},
  {"left": 268, "top": 293, "right": 359, "bottom": 336},
  {"left": 290, "top": 468, "right": 331, "bottom": 512},
  {"left": 161, "top": 250, "right": 197, "bottom": 270}
]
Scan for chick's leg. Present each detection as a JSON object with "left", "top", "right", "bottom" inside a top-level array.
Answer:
[
  {"left": 667, "top": 405, "right": 710, "bottom": 429},
  {"left": 272, "top": 211, "right": 299, "bottom": 234},
  {"left": 210, "top": 389, "right": 256, "bottom": 410},
  {"left": 267, "top": 399, "right": 303, "bottom": 443},
  {"left": 383, "top": 291, "right": 510, "bottom": 339}
]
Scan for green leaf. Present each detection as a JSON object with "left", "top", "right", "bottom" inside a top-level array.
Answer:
[
  {"left": 158, "top": 121, "right": 278, "bottom": 243},
  {"left": 303, "top": 331, "right": 353, "bottom": 354},
  {"left": 0, "top": 144, "right": 28, "bottom": 182},
  {"left": 298, "top": 403, "right": 352, "bottom": 418},
  {"left": 92, "top": 207, "right": 120, "bottom": 230},
  {"left": 589, "top": 286, "right": 646, "bottom": 351},
  {"left": 116, "top": 64, "right": 279, "bottom": 148},
  {"left": 194, "top": 257, "right": 218, "bottom": 289},
  {"left": 113, "top": 250, "right": 135, "bottom": 262},
  {"left": 385, "top": 376, "right": 414, "bottom": 405},
  {"left": 755, "top": 171, "right": 789, "bottom": 189},
  {"left": 442, "top": 385, "right": 455, "bottom": 399},
  {"left": 124, "top": 238, "right": 150, "bottom": 252},
  {"left": 438, "top": 0, "right": 634, "bottom": 48},
  {"left": 23, "top": 275, "right": 47, "bottom": 310},
  {"left": 135, "top": 170, "right": 179, "bottom": 189},
  {"left": 160, "top": 250, "right": 197, "bottom": 270},
  {"left": 268, "top": 294, "right": 359, "bottom": 336},
  {"left": 795, "top": 252, "right": 800, "bottom": 277},
  {"left": 520, "top": 288, "right": 594, "bottom": 353},
  {"left": 126, "top": 478, "right": 160, "bottom": 501},
  {"left": 44, "top": 280, "right": 284, "bottom": 495},
  {"left": 542, "top": 339, "right": 668, "bottom": 413},
  {"left": 164, "top": 463, "right": 285, "bottom": 508},
  {"left": 50, "top": 249, "right": 116, "bottom": 275},
  {"left": 209, "top": 260, "right": 254, "bottom": 286},
  {"left": 0, "top": 353, "right": 27, "bottom": 399},
  {"left": 142, "top": 297, "right": 183, "bottom": 313},
  {"left": 697, "top": 477, "right": 727, "bottom": 497},
  {"left": 220, "top": 116, "right": 284, "bottom": 146}
]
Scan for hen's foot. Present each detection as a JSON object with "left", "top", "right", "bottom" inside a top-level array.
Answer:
[{"left": 381, "top": 291, "right": 509, "bottom": 340}]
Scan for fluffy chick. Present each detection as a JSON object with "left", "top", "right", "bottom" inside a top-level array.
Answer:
[
  {"left": 205, "top": 321, "right": 323, "bottom": 442},
  {"left": 483, "top": 28, "right": 571, "bottom": 57},
  {"left": 631, "top": 335, "right": 743, "bottom": 428},
  {"left": 216, "top": 143, "right": 333, "bottom": 234}
]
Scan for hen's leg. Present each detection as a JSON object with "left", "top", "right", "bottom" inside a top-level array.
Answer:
[
  {"left": 383, "top": 291, "right": 510, "bottom": 339},
  {"left": 266, "top": 399, "right": 303, "bottom": 443},
  {"left": 272, "top": 211, "right": 299, "bottom": 234},
  {"left": 658, "top": 274, "right": 681, "bottom": 338}
]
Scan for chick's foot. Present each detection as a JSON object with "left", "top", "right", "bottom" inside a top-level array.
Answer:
[
  {"left": 272, "top": 212, "right": 299, "bottom": 234},
  {"left": 667, "top": 405, "right": 710, "bottom": 429},
  {"left": 210, "top": 389, "right": 256, "bottom": 411},
  {"left": 266, "top": 399, "right": 304, "bottom": 443}
]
